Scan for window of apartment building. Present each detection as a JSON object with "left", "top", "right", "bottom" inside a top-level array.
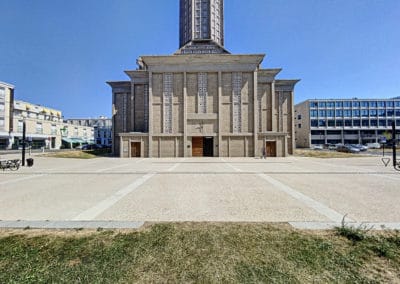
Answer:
[
  {"left": 370, "top": 120, "right": 378, "bottom": 126},
  {"left": 370, "top": 101, "right": 377, "bottom": 108},
  {"left": 396, "top": 110, "right": 400, "bottom": 116},
  {"left": 336, "top": 120, "right": 343, "bottom": 127},
  {"left": 362, "top": 120, "right": 369, "bottom": 127},
  {"left": 318, "top": 102, "right": 326, "bottom": 108},
  {"left": 0, "top": 118, "right": 4, "bottom": 127},
  {"left": 345, "top": 120, "right": 352, "bottom": 127},
  {"left": 379, "top": 120, "right": 386, "bottom": 127},
  {"left": 387, "top": 101, "right": 394, "bottom": 108},
  {"left": 18, "top": 120, "right": 23, "bottom": 132},
  {"left": 298, "top": 124, "right": 301, "bottom": 128},
  {"left": 352, "top": 101, "right": 360, "bottom": 108},
  {"left": 309, "top": 102, "right": 318, "bottom": 108},
  {"left": 335, "top": 101, "right": 342, "bottom": 108},
  {"left": 310, "top": 110, "right": 318, "bottom": 117},
  {"left": 0, "top": 102, "right": 4, "bottom": 111},
  {"left": 353, "top": 120, "right": 361, "bottom": 127},
  {"left": 361, "top": 110, "right": 369, "bottom": 117},
  {"left": 318, "top": 120, "right": 326, "bottom": 127},
  {"left": 74, "top": 127, "right": 78, "bottom": 137},
  {"left": 326, "top": 102, "right": 335, "bottom": 108},
  {"left": 343, "top": 110, "right": 352, "bottom": 117},
  {"left": 51, "top": 124, "right": 57, "bottom": 135},
  {"left": 335, "top": 109, "right": 343, "bottom": 117},
  {"left": 0, "top": 86, "right": 5, "bottom": 95},
  {"left": 297, "top": 114, "right": 302, "bottom": 120},
  {"left": 370, "top": 109, "right": 377, "bottom": 117},
  {"left": 360, "top": 101, "right": 369, "bottom": 108},
  {"left": 377, "top": 101, "right": 385, "bottom": 108},
  {"left": 353, "top": 110, "right": 360, "bottom": 117},
  {"left": 318, "top": 110, "right": 326, "bottom": 117},
  {"left": 396, "top": 120, "right": 400, "bottom": 126},
  {"left": 388, "top": 120, "right": 393, "bottom": 127},
  {"left": 343, "top": 101, "right": 351, "bottom": 108},
  {"left": 326, "top": 110, "right": 334, "bottom": 117},
  {"left": 36, "top": 122, "right": 43, "bottom": 134},
  {"left": 311, "top": 120, "right": 318, "bottom": 127},
  {"left": 395, "top": 101, "right": 400, "bottom": 108},
  {"left": 327, "top": 120, "right": 335, "bottom": 127}
]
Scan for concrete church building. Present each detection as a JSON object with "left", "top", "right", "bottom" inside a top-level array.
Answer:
[{"left": 108, "top": 0, "right": 299, "bottom": 158}]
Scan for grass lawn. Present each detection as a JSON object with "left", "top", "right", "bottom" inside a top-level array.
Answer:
[
  {"left": 1, "top": 223, "right": 399, "bottom": 283},
  {"left": 42, "top": 149, "right": 111, "bottom": 159}
]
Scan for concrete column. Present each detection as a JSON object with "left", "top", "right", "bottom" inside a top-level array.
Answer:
[
  {"left": 148, "top": 72, "right": 153, "bottom": 157},
  {"left": 358, "top": 130, "right": 362, "bottom": 144},
  {"left": 131, "top": 83, "right": 135, "bottom": 132},
  {"left": 119, "top": 136, "right": 123, "bottom": 157},
  {"left": 218, "top": 71, "right": 222, "bottom": 157},
  {"left": 341, "top": 129, "right": 344, "bottom": 144},
  {"left": 183, "top": 72, "right": 188, "bottom": 157},
  {"left": 290, "top": 91, "right": 295, "bottom": 154},
  {"left": 271, "top": 82, "right": 276, "bottom": 131},
  {"left": 253, "top": 71, "right": 258, "bottom": 157},
  {"left": 324, "top": 130, "right": 328, "bottom": 145}
]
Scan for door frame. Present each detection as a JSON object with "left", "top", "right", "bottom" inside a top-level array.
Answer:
[{"left": 265, "top": 141, "right": 277, "bottom": 157}]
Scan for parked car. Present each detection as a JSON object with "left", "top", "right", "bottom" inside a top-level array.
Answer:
[
  {"left": 312, "top": 144, "right": 324, "bottom": 150},
  {"left": 351, "top": 144, "right": 368, "bottom": 151},
  {"left": 325, "top": 144, "right": 337, "bottom": 150},
  {"left": 366, "top": 143, "right": 381, "bottom": 149},
  {"left": 336, "top": 145, "right": 360, "bottom": 153}
]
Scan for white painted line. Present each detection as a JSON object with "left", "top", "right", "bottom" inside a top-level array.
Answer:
[
  {"left": 222, "top": 159, "right": 243, "bottom": 172},
  {"left": 72, "top": 173, "right": 156, "bottom": 220},
  {"left": 72, "top": 161, "right": 181, "bottom": 221},
  {"left": 0, "top": 174, "right": 47, "bottom": 186},
  {"left": 167, "top": 158, "right": 185, "bottom": 172},
  {"left": 257, "top": 174, "right": 350, "bottom": 223},
  {"left": 95, "top": 163, "right": 132, "bottom": 173}
]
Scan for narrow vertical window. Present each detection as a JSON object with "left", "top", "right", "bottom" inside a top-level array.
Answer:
[
  {"left": 144, "top": 84, "right": 149, "bottom": 132},
  {"left": 232, "top": 72, "right": 242, "bottom": 133},
  {"left": 198, "top": 73, "right": 208, "bottom": 113},
  {"left": 163, "top": 73, "right": 173, "bottom": 133}
]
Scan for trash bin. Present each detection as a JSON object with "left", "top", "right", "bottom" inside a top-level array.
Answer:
[{"left": 26, "top": 158, "right": 34, "bottom": 167}]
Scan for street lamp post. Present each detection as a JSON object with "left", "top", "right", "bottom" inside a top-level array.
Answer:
[{"left": 21, "top": 120, "right": 26, "bottom": 166}]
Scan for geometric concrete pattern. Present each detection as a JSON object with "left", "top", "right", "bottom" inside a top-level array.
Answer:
[{"left": 1, "top": 155, "right": 400, "bottom": 229}]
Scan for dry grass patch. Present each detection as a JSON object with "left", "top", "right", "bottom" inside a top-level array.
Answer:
[
  {"left": 42, "top": 151, "right": 97, "bottom": 159},
  {"left": 295, "top": 149, "right": 362, "bottom": 158},
  {"left": 1, "top": 223, "right": 399, "bottom": 283}
]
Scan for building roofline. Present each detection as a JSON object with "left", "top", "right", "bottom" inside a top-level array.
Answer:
[{"left": 0, "top": 81, "right": 15, "bottom": 89}]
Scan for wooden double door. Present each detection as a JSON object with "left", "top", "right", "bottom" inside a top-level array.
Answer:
[
  {"left": 131, "top": 142, "right": 141, "bottom": 157},
  {"left": 265, "top": 141, "right": 277, "bottom": 157},
  {"left": 192, "top": 137, "right": 213, "bottom": 157}
]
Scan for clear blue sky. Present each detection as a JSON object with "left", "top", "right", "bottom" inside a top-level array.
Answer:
[{"left": 0, "top": 0, "right": 399, "bottom": 118}]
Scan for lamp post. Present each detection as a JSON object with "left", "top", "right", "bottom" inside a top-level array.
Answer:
[{"left": 21, "top": 120, "right": 26, "bottom": 166}]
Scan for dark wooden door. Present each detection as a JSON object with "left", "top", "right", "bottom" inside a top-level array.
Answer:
[
  {"left": 131, "top": 142, "right": 141, "bottom": 157},
  {"left": 266, "top": 141, "right": 277, "bottom": 157},
  {"left": 192, "top": 137, "right": 203, "bottom": 157}
]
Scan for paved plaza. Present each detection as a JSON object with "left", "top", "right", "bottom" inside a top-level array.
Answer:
[{"left": 1, "top": 154, "right": 400, "bottom": 229}]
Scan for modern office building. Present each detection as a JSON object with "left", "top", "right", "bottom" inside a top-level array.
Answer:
[
  {"left": 66, "top": 116, "right": 112, "bottom": 146},
  {"left": 295, "top": 98, "right": 400, "bottom": 148},
  {"left": 107, "top": 0, "right": 299, "bottom": 158}
]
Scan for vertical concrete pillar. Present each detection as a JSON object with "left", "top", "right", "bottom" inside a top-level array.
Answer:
[
  {"left": 290, "top": 91, "right": 295, "bottom": 154},
  {"left": 271, "top": 82, "right": 276, "bottom": 131},
  {"left": 253, "top": 71, "right": 258, "bottom": 157},
  {"left": 218, "top": 71, "right": 222, "bottom": 157},
  {"left": 183, "top": 72, "right": 188, "bottom": 157},
  {"left": 119, "top": 136, "right": 123, "bottom": 158},
  {"left": 148, "top": 72, "right": 153, "bottom": 157},
  {"left": 131, "top": 83, "right": 135, "bottom": 132}
]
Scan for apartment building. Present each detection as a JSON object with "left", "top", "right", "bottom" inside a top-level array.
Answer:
[
  {"left": 108, "top": 0, "right": 299, "bottom": 158},
  {"left": 0, "top": 82, "right": 14, "bottom": 149},
  {"left": 0, "top": 81, "right": 94, "bottom": 150},
  {"left": 295, "top": 98, "right": 400, "bottom": 148},
  {"left": 66, "top": 116, "right": 112, "bottom": 146}
]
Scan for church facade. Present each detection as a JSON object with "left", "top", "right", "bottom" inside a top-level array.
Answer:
[{"left": 108, "top": 0, "right": 299, "bottom": 158}]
